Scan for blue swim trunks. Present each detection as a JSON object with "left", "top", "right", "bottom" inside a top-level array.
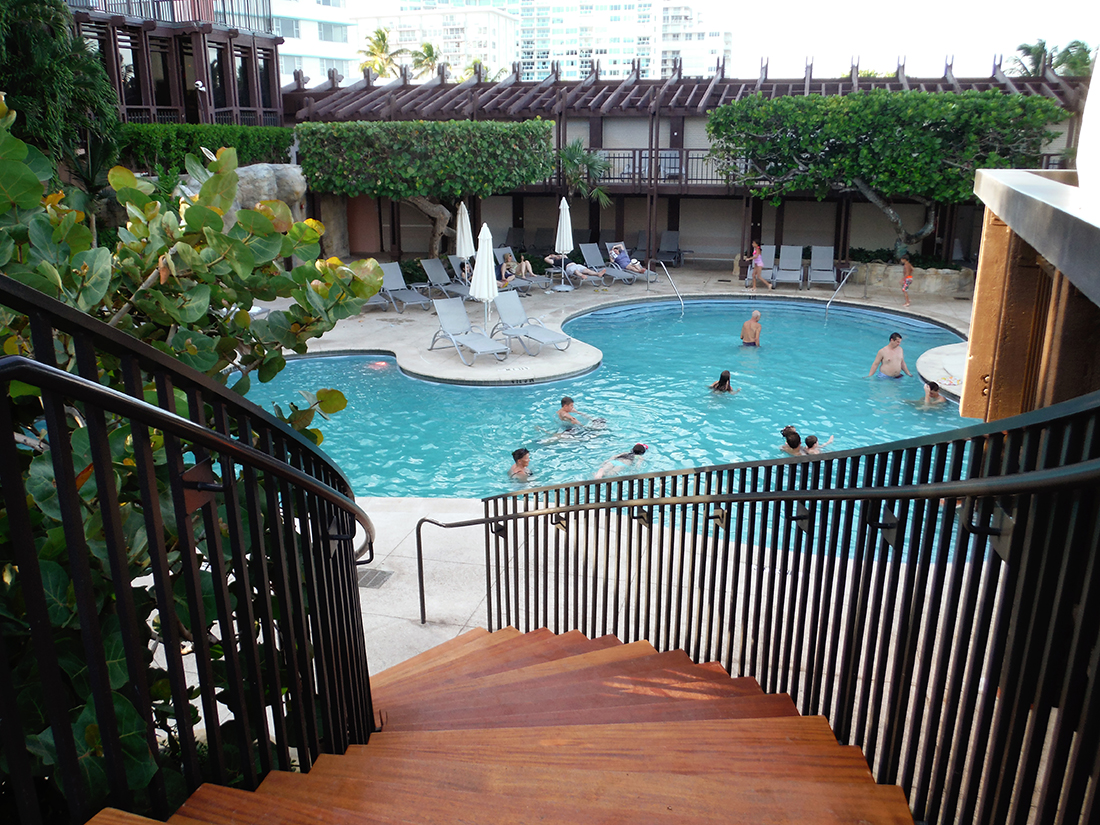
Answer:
[{"left": 875, "top": 370, "right": 903, "bottom": 379}]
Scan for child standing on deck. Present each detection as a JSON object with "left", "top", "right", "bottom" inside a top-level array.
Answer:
[{"left": 901, "top": 255, "right": 914, "bottom": 307}]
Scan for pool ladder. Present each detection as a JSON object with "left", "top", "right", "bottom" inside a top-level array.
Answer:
[
  {"left": 824, "top": 264, "right": 859, "bottom": 322},
  {"left": 647, "top": 260, "right": 684, "bottom": 314}
]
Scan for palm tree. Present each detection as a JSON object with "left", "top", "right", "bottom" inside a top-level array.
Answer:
[
  {"left": 410, "top": 42, "right": 442, "bottom": 79},
  {"left": 458, "top": 60, "right": 506, "bottom": 82},
  {"left": 1011, "top": 40, "right": 1048, "bottom": 77},
  {"left": 358, "top": 28, "right": 406, "bottom": 77},
  {"left": 558, "top": 139, "right": 611, "bottom": 208},
  {"left": 1052, "top": 40, "right": 1094, "bottom": 76},
  {"left": 1010, "top": 40, "right": 1094, "bottom": 77}
]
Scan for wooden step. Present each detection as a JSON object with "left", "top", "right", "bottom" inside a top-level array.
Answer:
[
  {"left": 258, "top": 763, "right": 913, "bottom": 824},
  {"left": 368, "top": 627, "right": 510, "bottom": 689},
  {"left": 170, "top": 783, "right": 408, "bottom": 825},
  {"left": 371, "top": 629, "right": 617, "bottom": 701},
  {"left": 376, "top": 649, "right": 767, "bottom": 727},
  {"left": 381, "top": 690, "right": 799, "bottom": 731},
  {"left": 88, "top": 811, "right": 162, "bottom": 825}
]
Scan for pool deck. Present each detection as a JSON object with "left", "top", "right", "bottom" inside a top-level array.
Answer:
[{"left": 269, "top": 262, "right": 977, "bottom": 673}]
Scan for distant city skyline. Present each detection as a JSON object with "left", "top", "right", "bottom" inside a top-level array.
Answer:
[{"left": 694, "top": 0, "right": 1094, "bottom": 80}]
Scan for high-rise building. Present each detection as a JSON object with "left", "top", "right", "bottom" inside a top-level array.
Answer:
[{"left": 273, "top": 0, "right": 364, "bottom": 87}]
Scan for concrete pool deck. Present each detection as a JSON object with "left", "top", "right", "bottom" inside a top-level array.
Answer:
[
  {"left": 278, "top": 261, "right": 974, "bottom": 388},
  {"left": 270, "top": 261, "right": 977, "bottom": 673}
]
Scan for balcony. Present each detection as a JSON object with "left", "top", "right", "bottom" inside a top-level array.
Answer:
[{"left": 65, "top": 0, "right": 274, "bottom": 34}]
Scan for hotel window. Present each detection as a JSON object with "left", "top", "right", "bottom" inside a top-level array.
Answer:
[
  {"left": 318, "top": 22, "right": 348, "bottom": 42},
  {"left": 275, "top": 17, "right": 300, "bottom": 38}
]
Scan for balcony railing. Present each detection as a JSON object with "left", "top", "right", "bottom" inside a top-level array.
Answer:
[
  {"left": 594, "top": 148, "right": 743, "bottom": 189},
  {"left": 0, "top": 275, "right": 372, "bottom": 824},
  {"left": 471, "top": 390, "right": 1100, "bottom": 825},
  {"left": 66, "top": 0, "right": 274, "bottom": 33}
]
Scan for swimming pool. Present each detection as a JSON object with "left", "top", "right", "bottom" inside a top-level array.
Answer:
[{"left": 247, "top": 300, "right": 977, "bottom": 498}]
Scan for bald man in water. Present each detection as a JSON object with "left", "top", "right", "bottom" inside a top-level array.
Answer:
[{"left": 741, "top": 310, "right": 762, "bottom": 346}]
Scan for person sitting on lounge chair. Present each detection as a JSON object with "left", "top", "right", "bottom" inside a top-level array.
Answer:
[
  {"left": 609, "top": 244, "right": 646, "bottom": 274},
  {"left": 564, "top": 261, "right": 605, "bottom": 282},
  {"left": 499, "top": 252, "right": 534, "bottom": 284}
]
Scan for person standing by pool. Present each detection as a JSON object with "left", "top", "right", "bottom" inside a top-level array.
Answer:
[
  {"left": 741, "top": 310, "right": 762, "bottom": 346},
  {"left": 595, "top": 443, "right": 648, "bottom": 478},
  {"left": 710, "top": 370, "right": 742, "bottom": 394},
  {"left": 744, "top": 241, "right": 772, "bottom": 292},
  {"left": 901, "top": 255, "right": 914, "bottom": 307},
  {"left": 509, "top": 448, "right": 532, "bottom": 480},
  {"left": 868, "top": 332, "right": 912, "bottom": 378}
]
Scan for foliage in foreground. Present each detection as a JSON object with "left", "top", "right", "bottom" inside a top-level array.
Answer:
[
  {"left": 0, "top": 96, "right": 381, "bottom": 816},
  {"left": 707, "top": 89, "right": 1067, "bottom": 259}
]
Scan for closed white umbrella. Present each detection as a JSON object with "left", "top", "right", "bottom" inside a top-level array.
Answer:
[
  {"left": 553, "top": 197, "right": 574, "bottom": 288},
  {"left": 455, "top": 202, "right": 475, "bottom": 261},
  {"left": 468, "top": 222, "right": 497, "bottom": 329}
]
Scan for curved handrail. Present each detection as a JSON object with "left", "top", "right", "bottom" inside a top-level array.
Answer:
[
  {"left": 0, "top": 355, "right": 373, "bottom": 544},
  {"left": 824, "top": 264, "right": 859, "bottom": 321},
  {"left": 413, "top": 454, "right": 1100, "bottom": 623}
]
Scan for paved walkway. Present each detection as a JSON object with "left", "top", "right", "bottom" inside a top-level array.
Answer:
[{"left": 273, "top": 262, "right": 977, "bottom": 673}]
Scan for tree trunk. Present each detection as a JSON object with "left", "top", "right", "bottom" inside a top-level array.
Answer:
[
  {"left": 402, "top": 196, "right": 454, "bottom": 258},
  {"left": 851, "top": 177, "right": 935, "bottom": 260}
]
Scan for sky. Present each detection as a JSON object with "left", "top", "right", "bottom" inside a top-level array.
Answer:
[{"left": 694, "top": 0, "right": 1097, "bottom": 80}]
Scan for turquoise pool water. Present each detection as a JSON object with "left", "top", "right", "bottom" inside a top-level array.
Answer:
[{"left": 247, "top": 300, "right": 977, "bottom": 498}]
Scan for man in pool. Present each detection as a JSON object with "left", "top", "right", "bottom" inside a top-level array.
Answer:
[
  {"left": 509, "top": 447, "right": 532, "bottom": 481},
  {"left": 741, "top": 310, "right": 762, "bottom": 346},
  {"left": 868, "top": 332, "right": 912, "bottom": 378}
]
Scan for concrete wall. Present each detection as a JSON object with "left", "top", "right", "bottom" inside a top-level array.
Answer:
[
  {"left": 850, "top": 202, "right": 926, "bottom": 252},
  {"left": 683, "top": 117, "right": 710, "bottom": 150},
  {"left": 780, "top": 201, "right": 836, "bottom": 247},
  {"left": 481, "top": 196, "right": 512, "bottom": 241},
  {"left": 680, "top": 198, "right": 741, "bottom": 259},
  {"left": 603, "top": 118, "right": 669, "bottom": 148}
]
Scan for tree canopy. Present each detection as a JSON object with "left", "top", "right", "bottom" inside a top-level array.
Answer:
[
  {"left": 0, "top": 0, "right": 120, "bottom": 163},
  {"left": 358, "top": 28, "right": 406, "bottom": 77},
  {"left": 1010, "top": 40, "right": 1094, "bottom": 77},
  {"left": 296, "top": 119, "right": 554, "bottom": 255},
  {"left": 706, "top": 89, "right": 1067, "bottom": 257}
]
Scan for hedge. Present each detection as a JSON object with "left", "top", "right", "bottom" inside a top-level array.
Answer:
[{"left": 118, "top": 123, "right": 295, "bottom": 175}]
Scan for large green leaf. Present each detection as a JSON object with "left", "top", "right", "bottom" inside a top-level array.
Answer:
[
  {"left": 39, "top": 560, "right": 76, "bottom": 627},
  {"left": 167, "top": 283, "right": 212, "bottom": 325},
  {"left": 0, "top": 130, "right": 29, "bottom": 162},
  {"left": 0, "top": 160, "right": 44, "bottom": 213},
  {"left": 198, "top": 169, "right": 238, "bottom": 214},
  {"left": 24, "top": 145, "right": 52, "bottom": 184},
  {"left": 183, "top": 204, "right": 223, "bottom": 234},
  {"left": 70, "top": 247, "right": 113, "bottom": 311},
  {"left": 171, "top": 328, "right": 219, "bottom": 372},
  {"left": 233, "top": 208, "right": 275, "bottom": 236}
]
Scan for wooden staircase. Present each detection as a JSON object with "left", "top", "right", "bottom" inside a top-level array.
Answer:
[{"left": 92, "top": 628, "right": 914, "bottom": 824}]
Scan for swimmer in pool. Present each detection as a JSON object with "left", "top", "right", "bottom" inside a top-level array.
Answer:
[
  {"left": 509, "top": 447, "right": 532, "bottom": 481},
  {"left": 741, "top": 310, "right": 762, "bottom": 346},
  {"left": 923, "top": 381, "right": 946, "bottom": 406},
  {"left": 710, "top": 370, "right": 742, "bottom": 394},
  {"left": 868, "top": 332, "right": 911, "bottom": 378},
  {"left": 595, "top": 443, "right": 648, "bottom": 479},
  {"left": 558, "top": 396, "right": 591, "bottom": 427},
  {"left": 804, "top": 434, "right": 834, "bottom": 455},
  {"left": 780, "top": 430, "right": 805, "bottom": 456}
]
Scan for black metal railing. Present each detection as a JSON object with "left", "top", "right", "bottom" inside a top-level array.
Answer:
[
  {"left": 0, "top": 275, "right": 372, "bottom": 825},
  {"left": 471, "top": 390, "right": 1100, "bottom": 825},
  {"left": 594, "top": 148, "right": 738, "bottom": 189},
  {"left": 68, "top": 0, "right": 274, "bottom": 33}
]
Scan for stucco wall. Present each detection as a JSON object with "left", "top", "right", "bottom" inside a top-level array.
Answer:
[
  {"left": 780, "top": 201, "right": 837, "bottom": 247},
  {"left": 850, "top": 202, "right": 926, "bottom": 252},
  {"left": 603, "top": 118, "right": 669, "bottom": 148},
  {"left": 679, "top": 198, "right": 741, "bottom": 259},
  {"left": 480, "top": 196, "right": 512, "bottom": 242}
]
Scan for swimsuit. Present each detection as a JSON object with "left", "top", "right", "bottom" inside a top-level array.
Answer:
[
  {"left": 902, "top": 276, "right": 913, "bottom": 292},
  {"left": 742, "top": 341, "right": 757, "bottom": 346},
  {"left": 875, "top": 370, "right": 903, "bottom": 379}
]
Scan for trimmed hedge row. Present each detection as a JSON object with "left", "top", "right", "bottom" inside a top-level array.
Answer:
[{"left": 118, "top": 123, "right": 295, "bottom": 175}]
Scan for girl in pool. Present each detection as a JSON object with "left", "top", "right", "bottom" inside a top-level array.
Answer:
[
  {"left": 595, "top": 443, "right": 648, "bottom": 479},
  {"left": 710, "top": 370, "right": 742, "bottom": 395},
  {"left": 744, "top": 241, "right": 772, "bottom": 292}
]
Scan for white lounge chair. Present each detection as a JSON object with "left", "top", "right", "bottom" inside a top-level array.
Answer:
[
  {"left": 772, "top": 245, "right": 804, "bottom": 289},
  {"left": 419, "top": 257, "right": 470, "bottom": 299},
  {"left": 491, "top": 291, "right": 572, "bottom": 356},
  {"left": 807, "top": 246, "right": 837, "bottom": 288},
  {"left": 428, "top": 298, "right": 509, "bottom": 366},
  {"left": 379, "top": 262, "right": 431, "bottom": 312}
]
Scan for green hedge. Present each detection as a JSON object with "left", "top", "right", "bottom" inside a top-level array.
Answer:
[
  {"left": 296, "top": 120, "right": 554, "bottom": 199},
  {"left": 118, "top": 123, "right": 295, "bottom": 175}
]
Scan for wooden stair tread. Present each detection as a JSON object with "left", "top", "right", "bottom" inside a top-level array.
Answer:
[
  {"left": 357, "top": 714, "right": 844, "bottom": 751},
  {"left": 259, "top": 765, "right": 913, "bottom": 823},
  {"left": 374, "top": 647, "right": 746, "bottom": 713},
  {"left": 372, "top": 629, "right": 612, "bottom": 699},
  {"left": 171, "top": 783, "right": 409, "bottom": 825},
  {"left": 380, "top": 691, "right": 800, "bottom": 730},
  {"left": 369, "top": 627, "right": 514, "bottom": 689},
  {"left": 88, "top": 810, "right": 162, "bottom": 825}
]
